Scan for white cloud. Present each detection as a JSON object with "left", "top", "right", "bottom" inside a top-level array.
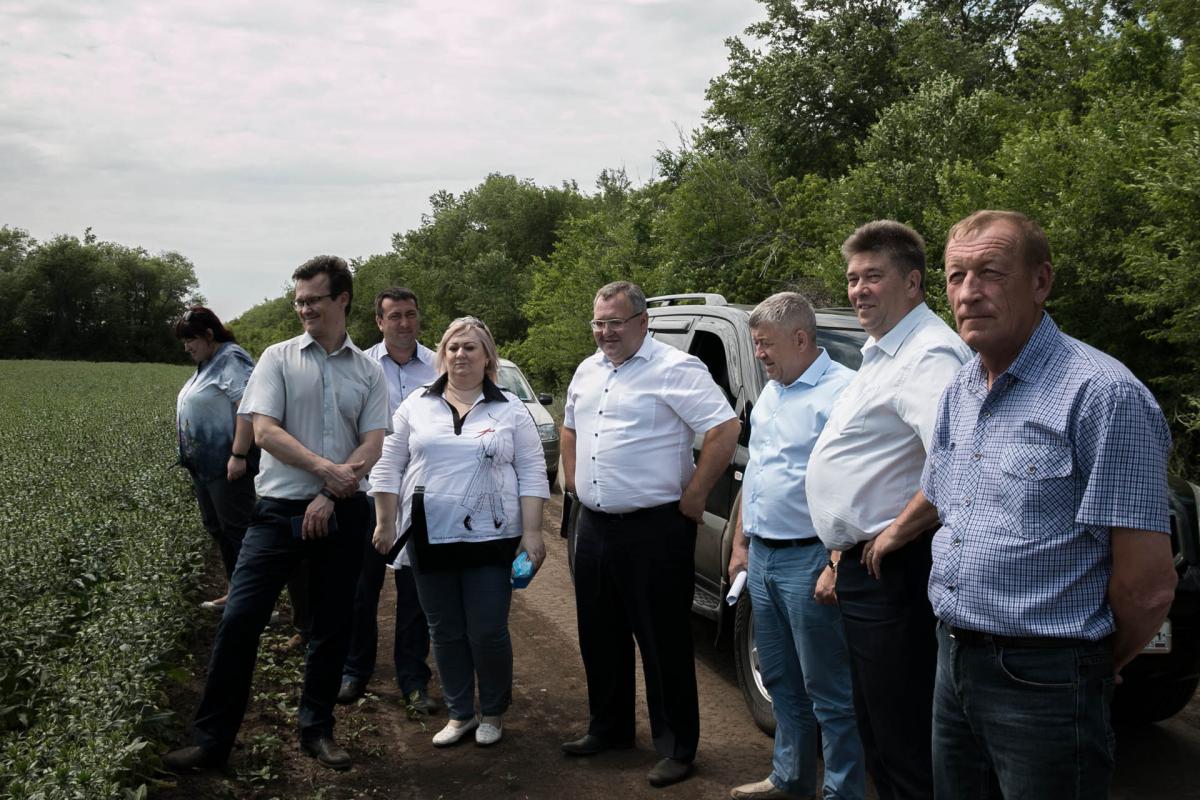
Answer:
[{"left": 0, "top": 0, "right": 762, "bottom": 319}]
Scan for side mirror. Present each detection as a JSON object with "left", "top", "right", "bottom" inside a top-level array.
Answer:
[{"left": 538, "top": 393, "right": 553, "bottom": 405}]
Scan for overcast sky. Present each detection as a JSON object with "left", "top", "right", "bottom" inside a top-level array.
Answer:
[{"left": 0, "top": 0, "right": 763, "bottom": 320}]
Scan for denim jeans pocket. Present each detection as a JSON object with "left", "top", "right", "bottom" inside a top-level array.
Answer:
[{"left": 996, "top": 646, "right": 1076, "bottom": 689}]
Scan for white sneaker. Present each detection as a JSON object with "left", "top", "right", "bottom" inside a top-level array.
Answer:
[
  {"left": 475, "top": 715, "right": 503, "bottom": 746},
  {"left": 432, "top": 717, "right": 479, "bottom": 747}
]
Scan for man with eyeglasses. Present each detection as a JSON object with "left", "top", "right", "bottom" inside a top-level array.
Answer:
[
  {"left": 165, "top": 255, "right": 390, "bottom": 774},
  {"left": 559, "top": 281, "right": 740, "bottom": 788}
]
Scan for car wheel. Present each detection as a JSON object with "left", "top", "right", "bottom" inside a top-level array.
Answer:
[
  {"left": 1111, "top": 673, "right": 1199, "bottom": 724},
  {"left": 732, "top": 591, "right": 776, "bottom": 736}
]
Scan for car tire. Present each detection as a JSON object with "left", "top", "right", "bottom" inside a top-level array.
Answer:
[
  {"left": 732, "top": 591, "right": 776, "bottom": 736},
  {"left": 1111, "top": 674, "right": 1199, "bottom": 725}
]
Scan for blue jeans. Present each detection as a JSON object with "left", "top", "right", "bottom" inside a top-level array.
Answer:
[
  {"left": 192, "top": 495, "right": 368, "bottom": 759},
  {"left": 748, "top": 539, "right": 865, "bottom": 799},
  {"left": 342, "top": 500, "right": 432, "bottom": 694},
  {"left": 414, "top": 564, "right": 512, "bottom": 720},
  {"left": 933, "top": 623, "right": 1116, "bottom": 799}
]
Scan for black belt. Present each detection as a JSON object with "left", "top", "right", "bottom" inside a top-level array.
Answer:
[
  {"left": 584, "top": 502, "right": 677, "bottom": 521},
  {"left": 757, "top": 536, "right": 822, "bottom": 549},
  {"left": 946, "top": 625, "right": 1100, "bottom": 650}
]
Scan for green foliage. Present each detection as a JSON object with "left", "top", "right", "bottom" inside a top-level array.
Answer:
[
  {"left": 0, "top": 229, "right": 201, "bottom": 363},
  {"left": 0, "top": 361, "right": 207, "bottom": 799},
  {"left": 229, "top": 295, "right": 299, "bottom": 359}
]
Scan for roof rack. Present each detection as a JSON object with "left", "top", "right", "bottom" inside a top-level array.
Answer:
[{"left": 646, "top": 293, "right": 728, "bottom": 307}]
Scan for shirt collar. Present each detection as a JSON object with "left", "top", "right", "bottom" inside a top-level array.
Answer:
[
  {"left": 863, "top": 302, "right": 930, "bottom": 358},
  {"left": 776, "top": 347, "right": 833, "bottom": 390},
  {"left": 597, "top": 333, "right": 656, "bottom": 369},
  {"left": 962, "top": 311, "right": 1058, "bottom": 395},
  {"left": 370, "top": 340, "right": 435, "bottom": 367},
  {"left": 299, "top": 331, "right": 357, "bottom": 356},
  {"left": 423, "top": 373, "right": 509, "bottom": 403},
  {"left": 1004, "top": 311, "right": 1059, "bottom": 383}
]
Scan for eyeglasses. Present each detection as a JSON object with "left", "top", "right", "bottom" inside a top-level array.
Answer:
[
  {"left": 589, "top": 312, "right": 642, "bottom": 332},
  {"left": 293, "top": 294, "right": 332, "bottom": 310}
]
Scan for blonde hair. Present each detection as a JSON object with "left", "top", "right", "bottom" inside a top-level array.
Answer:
[{"left": 435, "top": 316, "right": 500, "bottom": 383}]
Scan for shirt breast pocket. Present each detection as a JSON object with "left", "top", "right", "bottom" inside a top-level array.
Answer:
[
  {"left": 336, "top": 381, "right": 368, "bottom": 422},
  {"left": 998, "top": 444, "right": 1074, "bottom": 540},
  {"left": 829, "top": 382, "right": 874, "bottom": 437}
]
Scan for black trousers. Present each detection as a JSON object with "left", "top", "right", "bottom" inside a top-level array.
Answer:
[
  {"left": 192, "top": 495, "right": 368, "bottom": 760},
  {"left": 573, "top": 504, "right": 699, "bottom": 762},
  {"left": 836, "top": 533, "right": 937, "bottom": 800}
]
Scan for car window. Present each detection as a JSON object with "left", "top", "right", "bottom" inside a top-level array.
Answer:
[
  {"left": 817, "top": 329, "right": 867, "bottom": 370},
  {"left": 496, "top": 365, "right": 535, "bottom": 402}
]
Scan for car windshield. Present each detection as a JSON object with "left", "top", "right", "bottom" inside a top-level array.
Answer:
[{"left": 497, "top": 365, "right": 535, "bottom": 402}]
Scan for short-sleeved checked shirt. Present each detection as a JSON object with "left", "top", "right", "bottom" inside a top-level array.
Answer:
[{"left": 923, "top": 313, "right": 1171, "bottom": 640}]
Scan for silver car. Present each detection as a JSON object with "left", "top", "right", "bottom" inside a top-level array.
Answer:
[{"left": 497, "top": 357, "right": 559, "bottom": 484}]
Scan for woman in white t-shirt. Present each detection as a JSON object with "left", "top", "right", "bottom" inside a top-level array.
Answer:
[{"left": 370, "top": 316, "right": 549, "bottom": 748}]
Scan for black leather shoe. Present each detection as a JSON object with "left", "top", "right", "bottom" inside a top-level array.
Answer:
[
  {"left": 560, "top": 733, "right": 635, "bottom": 756},
  {"left": 648, "top": 757, "right": 693, "bottom": 788},
  {"left": 336, "top": 678, "right": 365, "bottom": 704},
  {"left": 301, "top": 737, "right": 352, "bottom": 771},
  {"left": 161, "top": 744, "right": 221, "bottom": 772}
]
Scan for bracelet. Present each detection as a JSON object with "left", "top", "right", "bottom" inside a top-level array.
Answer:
[
  {"left": 827, "top": 559, "right": 838, "bottom": 572},
  {"left": 230, "top": 452, "right": 248, "bottom": 460},
  {"left": 319, "top": 488, "right": 337, "bottom": 501}
]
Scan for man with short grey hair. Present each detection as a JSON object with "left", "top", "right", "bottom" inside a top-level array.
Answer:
[
  {"left": 560, "top": 280, "right": 740, "bottom": 788},
  {"left": 728, "top": 292, "right": 863, "bottom": 800}
]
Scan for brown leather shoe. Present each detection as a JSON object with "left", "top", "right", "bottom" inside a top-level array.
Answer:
[
  {"left": 301, "top": 737, "right": 352, "bottom": 771},
  {"left": 648, "top": 757, "right": 693, "bottom": 787},
  {"left": 161, "top": 744, "right": 221, "bottom": 772}
]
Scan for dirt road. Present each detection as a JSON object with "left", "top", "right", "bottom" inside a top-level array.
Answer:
[{"left": 161, "top": 490, "right": 1200, "bottom": 799}]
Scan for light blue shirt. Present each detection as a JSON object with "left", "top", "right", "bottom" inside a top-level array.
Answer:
[
  {"left": 923, "top": 313, "right": 1171, "bottom": 639},
  {"left": 364, "top": 340, "right": 438, "bottom": 417},
  {"left": 743, "top": 349, "right": 854, "bottom": 540},
  {"left": 176, "top": 342, "right": 255, "bottom": 481},
  {"left": 240, "top": 332, "right": 390, "bottom": 500}
]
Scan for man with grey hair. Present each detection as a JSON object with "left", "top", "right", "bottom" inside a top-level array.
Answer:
[
  {"left": 806, "top": 222, "right": 972, "bottom": 800},
  {"left": 727, "top": 292, "right": 862, "bottom": 800},
  {"left": 560, "top": 280, "right": 740, "bottom": 788}
]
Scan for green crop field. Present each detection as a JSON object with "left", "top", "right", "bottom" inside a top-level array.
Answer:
[{"left": 0, "top": 361, "right": 206, "bottom": 799}]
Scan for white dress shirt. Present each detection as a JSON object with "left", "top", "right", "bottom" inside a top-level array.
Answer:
[
  {"left": 370, "top": 377, "right": 551, "bottom": 544},
  {"left": 807, "top": 303, "right": 971, "bottom": 550},
  {"left": 564, "top": 335, "right": 736, "bottom": 514},
  {"left": 240, "top": 332, "right": 390, "bottom": 500}
]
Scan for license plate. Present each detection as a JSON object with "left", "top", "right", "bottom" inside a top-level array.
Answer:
[{"left": 1142, "top": 620, "right": 1172, "bottom": 654}]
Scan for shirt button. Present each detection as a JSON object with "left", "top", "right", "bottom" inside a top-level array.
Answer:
[
  {"left": 948, "top": 585, "right": 957, "bottom": 591},
  {"left": 972, "top": 453, "right": 981, "bottom": 461},
  {"left": 952, "top": 538, "right": 961, "bottom": 546},
  {"left": 963, "top": 498, "right": 972, "bottom": 506}
]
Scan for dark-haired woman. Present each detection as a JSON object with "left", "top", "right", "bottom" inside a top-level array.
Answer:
[{"left": 175, "top": 307, "right": 258, "bottom": 610}]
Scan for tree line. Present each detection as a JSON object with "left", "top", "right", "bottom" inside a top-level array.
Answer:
[
  {"left": 7, "top": 0, "right": 1197, "bottom": 472},
  {"left": 0, "top": 227, "right": 199, "bottom": 363}
]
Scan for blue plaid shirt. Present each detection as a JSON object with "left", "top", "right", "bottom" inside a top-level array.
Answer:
[{"left": 922, "top": 313, "right": 1171, "bottom": 640}]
